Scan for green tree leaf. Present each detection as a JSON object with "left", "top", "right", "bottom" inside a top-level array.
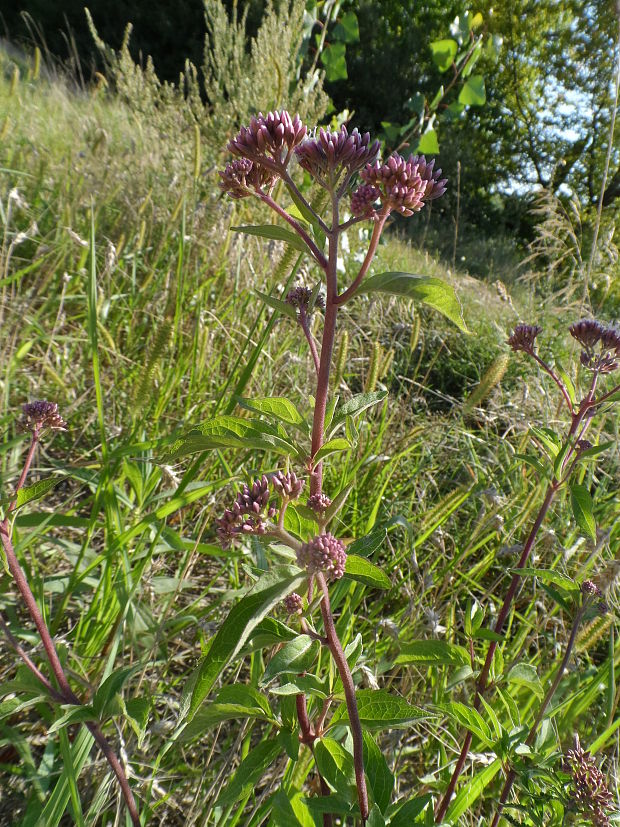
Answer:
[
  {"left": 430, "top": 38, "right": 458, "bottom": 72},
  {"left": 395, "top": 639, "right": 471, "bottom": 667},
  {"left": 321, "top": 42, "right": 347, "bottom": 81},
  {"left": 414, "top": 128, "right": 439, "bottom": 154},
  {"left": 261, "top": 635, "right": 320, "bottom": 684},
  {"left": 458, "top": 74, "right": 486, "bottom": 106},
  {"left": 232, "top": 224, "right": 309, "bottom": 253},
  {"left": 178, "top": 566, "right": 306, "bottom": 725},
  {"left": 363, "top": 732, "right": 394, "bottom": 813},
  {"left": 570, "top": 483, "right": 597, "bottom": 542},
  {"left": 344, "top": 554, "right": 391, "bottom": 589},
  {"left": 332, "top": 11, "right": 359, "bottom": 43},
  {"left": 357, "top": 272, "right": 467, "bottom": 332},
  {"left": 331, "top": 689, "right": 428, "bottom": 731}
]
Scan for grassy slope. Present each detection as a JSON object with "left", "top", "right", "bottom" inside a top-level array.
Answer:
[{"left": 0, "top": 53, "right": 619, "bottom": 826}]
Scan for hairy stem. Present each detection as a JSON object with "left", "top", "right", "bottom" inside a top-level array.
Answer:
[{"left": 316, "top": 573, "right": 369, "bottom": 822}]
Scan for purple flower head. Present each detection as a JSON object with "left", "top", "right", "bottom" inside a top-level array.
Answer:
[
  {"left": 600, "top": 325, "right": 620, "bottom": 357},
  {"left": 297, "top": 533, "right": 347, "bottom": 580},
  {"left": 569, "top": 319, "right": 604, "bottom": 350},
  {"left": 507, "top": 323, "right": 543, "bottom": 353},
  {"left": 272, "top": 470, "right": 305, "bottom": 500},
  {"left": 581, "top": 579, "right": 602, "bottom": 597},
  {"left": 282, "top": 592, "right": 303, "bottom": 615},
  {"left": 295, "top": 125, "right": 380, "bottom": 180},
  {"left": 285, "top": 286, "right": 325, "bottom": 313},
  {"left": 215, "top": 475, "right": 273, "bottom": 547},
  {"left": 21, "top": 400, "right": 66, "bottom": 433},
  {"left": 227, "top": 110, "right": 307, "bottom": 168},
  {"left": 361, "top": 153, "right": 447, "bottom": 216},
  {"left": 307, "top": 493, "right": 332, "bottom": 513},
  {"left": 350, "top": 185, "right": 381, "bottom": 219},
  {"left": 219, "top": 158, "right": 276, "bottom": 198},
  {"left": 580, "top": 350, "right": 618, "bottom": 374},
  {"left": 564, "top": 735, "right": 614, "bottom": 826}
]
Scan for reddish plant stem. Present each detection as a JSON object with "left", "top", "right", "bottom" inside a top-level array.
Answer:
[
  {"left": 256, "top": 190, "right": 328, "bottom": 270},
  {"left": 435, "top": 401, "right": 592, "bottom": 822},
  {"left": 316, "top": 572, "right": 369, "bottom": 823},
  {"left": 299, "top": 307, "right": 321, "bottom": 376},
  {"left": 335, "top": 210, "right": 389, "bottom": 305},
  {"left": 530, "top": 352, "right": 574, "bottom": 413},
  {"left": 490, "top": 605, "right": 587, "bottom": 827},
  {"left": 1, "top": 434, "right": 141, "bottom": 826}
]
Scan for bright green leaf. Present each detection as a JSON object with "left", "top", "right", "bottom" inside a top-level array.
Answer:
[
  {"left": 430, "top": 39, "right": 458, "bottom": 72},
  {"left": 570, "top": 484, "right": 596, "bottom": 541},
  {"left": 458, "top": 75, "right": 486, "bottom": 106},
  {"left": 232, "top": 224, "right": 308, "bottom": 253},
  {"left": 261, "top": 635, "right": 320, "bottom": 684},
  {"left": 320, "top": 42, "right": 347, "bottom": 81},
  {"left": 344, "top": 554, "right": 391, "bottom": 589},
  {"left": 395, "top": 640, "right": 470, "bottom": 667},
  {"left": 331, "top": 689, "right": 429, "bottom": 731}
]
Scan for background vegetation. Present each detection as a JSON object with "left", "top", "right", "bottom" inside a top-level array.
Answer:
[{"left": 0, "top": 0, "right": 619, "bottom": 824}]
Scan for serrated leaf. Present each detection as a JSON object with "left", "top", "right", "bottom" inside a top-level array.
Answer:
[
  {"left": 269, "top": 674, "right": 330, "bottom": 699},
  {"left": 238, "top": 396, "right": 306, "bottom": 428},
  {"left": 314, "top": 737, "right": 355, "bottom": 790},
  {"left": 430, "top": 38, "right": 458, "bottom": 72},
  {"left": 570, "top": 483, "right": 596, "bottom": 542},
  {"left": 8, "top": 476, "right": 63, "bottom": 511},
  {"left": 510, "top": 567, "right": 576, "bottom": 590},
  {"left": 330, "top": 689, "right": 428, "bottom": 731},
  {"left": 344, "top": 554, "right": 391, "bottom": 589},
  {"left": 458, "top": 74, "right": 486, "bottom": 106},
  {"left": 180, "top": 685, "right": 274, "bottom": 741},
  {"left": 232, "top": 223, "right": 309, "bottom": 253},
  {"left": 313, "top": 437, "right": 351, "bottom": 463},
  {"left": 439, "top": 701, "right": 492, "bottom": 746},
  {"left": 178, "top": 566, "right": 306, "bottom": 725},
  {"left": 261, "top": 635, "right": 320, "bottom": 684},
  {"left": 358, "top": 272, "right": 467, "bottom": 332},
  {"left": 363, "top": 732, "right": 394, "bottom": 813},
  {"left": 161, "top": 415, "right": 299, "bottom": 462},
  {"left": 506, "top": 663, "right": 543, "bottom": 698},
  {"left": 255, "top": 288, "right": 297, "bottom": 319},
  {"left": 395, "top": 640, "right": 471, "bottom": 667}
]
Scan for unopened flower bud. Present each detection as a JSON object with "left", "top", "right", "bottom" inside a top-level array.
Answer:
[
  {"left": 361, "top": 153, "right": 447, "bottom": 216},
  {"left": 507, "top": 324, "right": 542, "bottom": 353},
  {"left": 20, "top": 400, "right": 66, "bottom": 433},
  {"left": 307, "top": 493, "right": 332, "bottom": 513},
  {"left": 227, "top": 110, "right": 307, "bottom": 167},
  {"left": 283, "top": 592, "right": 303, "bottom": 615},
  {"left": 297, "top": 533, "right": 347, "bottom": 580},
  {"left": 295, "top": 126, "right": 380, "bottom": 180},
  {"left": 272, "top": 470, "right": 305, "bottom": 500},
  {"left": 569, "top": 319, "right": 604, "bottom": 350}
]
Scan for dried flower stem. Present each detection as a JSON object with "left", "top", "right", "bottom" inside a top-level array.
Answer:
[
  {"left": 490, "top": 603, "right": 587, "bottom": 827},
  {"left": 0, "top": 433, "right": 141, "bottom": 827}
]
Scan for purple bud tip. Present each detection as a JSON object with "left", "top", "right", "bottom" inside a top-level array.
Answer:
[
  {"left": 307, "top": 493, "right": 332, "bottom": 513},
  {"left": 282, "top": 592, "right": 303, "bottom": 615},
  {"left": 272, "top": 470, "right": 305, "bottom": 500},
  {"left": 297, "top": 533, "right": 347, "bottom": 580},
  {"left": 361, "top": 153, "right": 447, "bottom": 216},
  {"left": 581, "top": 579, "right": 601, "bottom": 597},
  {"left": 21, "top": 400, "right": 66, "bottom": 432},
  {"left": 507, "top": 323, "right": 543, "bottom": 353},
  {"left": 568, "top": 319, "right": 604, "bottom": 350},
  {"left": 285, "top": 286, "right": 325, "bottom": 312}
]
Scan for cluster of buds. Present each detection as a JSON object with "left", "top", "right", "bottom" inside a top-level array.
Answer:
[
  {"left": 350, "top": 184, "right": 381, "bottom": 219},
  {"left": 282, "top": 592, "right": 304, "bottom": 615},
  {"left": 227, "top": 110, "right": 307, "bottom": 169},
  {"left": 564, "top": 735, "right": 614, "bottom": 826},
  {"left": 294, "top": 125, "right": 380, "bottom": 180},
  {"left": 20, "top": 401, "right": 66, "bottom": 433},
  {"left": 297, "top": 533, "right": 347, "bottom": 580},
  {"left": 285, "top": 286, "right": 325, "bottom": 314},
  {"left": 218, "top": 158, "right": 276, "bottom": 199},
  {"left": 307, "top": 492, "right": 332, "bottom": 513},
  {"left": 581, "top": 580, "right": 609, "bottom": 615},
  {"left": 507, "top": 324, "right": 543, "bottom": 354},
  {"left": 569, "top": 320, "right": 620, "bottom": 374},
  {"left": 361, "top": 153, "right": 447, "bottom": 216},
  {"left": 271, "top": 470, "right": 305, "bottom": 501},
  {"left": 216, "top": 475, "right": 276, "bottom": 548}
]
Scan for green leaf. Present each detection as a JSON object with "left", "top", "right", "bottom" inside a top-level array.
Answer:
[
  {"left": 511, "top": 567, "right": 576, "bottom": 591},
  {"left": 48, "top": 705, "right": 98, "bottom": 734},
  {"left": 331, "top": 689, "right": 428, "bottom": 731},
  {"left": 92, "top": 664, "right": 141, "bottom": 718},
  {"left": 246, "top": 617, "right": 298, "bottom": 648},
  {"left": 332, "top": 10, "right": 359, "bottom": 42},
  {"left": 344, "top": 554, "right": 391, "bottom": 589},
  {"left": 232, "top": 224, "right": 308, "bottom": 254},
  {"left": 570, "top": 483, "right": 597, "bottom": 542},
  {"left": 178, "top": 566, "right": 306, "bottom": 725},
  {"left": 261, "top": 635, "right": 320, "bottom": 684},
  {"left": 530, "top": 426, "right": 562, "bottom": 458},
  {"left": 577, "top": 441, "right": 614, "bottom": 461},
  {"left": 7, "top": 476, "right": 63, "bottom": 511},
  {"left": 162, "top": 415, "right": 299, "bottom": 462},
  {"left": 215, "top": 738, "right": 282, "bottom": 807},
  {"left": 458, "top": 74, "right": 486, "bottom": 106},
  {"left": 444, "top": 759, "right": 501, "bottom": 821},
  {"left": 313, "top": 437, "right": 351, "bottom": 463},
  {"left": 314, "top": 737, "right": 355, "bottom": 791},
  {"left": 348, "top": 527, "right": 386, "bottom": 558},
  {"left": 395, "top": 640, "right": 471, "bottom": 667},
  {"left": 390, "top": 795, "right": 433, "bottom": 825},
  {"left": 323, "top": 484, "right": 354, "bottom": 524},
  {"left": 555, "top": 362, "right": 576, "bottom": 404},
  {"left": 238, "top": 396, "right": 306, "bottom": 428},
  {"left": 320, "top": 42, "right": 347, "bottom": 81},
  {"left": 439, "top": 701, "right": 492, "bottom": 746},
  {"left": 514, "top": 452, "right": 548, "bottom": 478},
  {"left": 358, "top": 272, "right": 467, "bottom": 332},
  {"left": 180, "top": 685, "right": 274, "bottom": 741},
  {"left": 363, "top": 732, "right": 394, "bottom": 813},
  {"left": 272, "top": 789, "right": 315, "bottom": 827},
  {"left": 506, "top": 663, "right": 544, "bottom": 699},
  {"left": 283, "top": 504, "right": 319, "bottom": 542},
  {"left": 461, "top": 40, "right": 483, "bottom": 77},
  {"left": 269, "top": 674, "right": 330, "bottom": 699},
  {"left": 430, "top": 38, "right": 458, "bottom": 72},
  {"left": 331, "top": 391, "right": 388, "bottom": 432},
  {"left": 415, "top": 128, "right": 439, "bottom": 155},
  {"left": 255, "top": 288, "right": 297, "bottom": 319}
]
